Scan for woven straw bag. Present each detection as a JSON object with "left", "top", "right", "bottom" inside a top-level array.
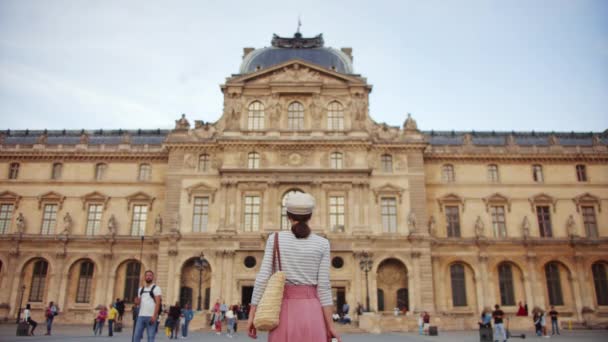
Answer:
[{"left": 254, "top": 232, "right": 285, "bottom": 331}]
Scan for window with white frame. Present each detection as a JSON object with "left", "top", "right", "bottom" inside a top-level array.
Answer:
[
  {"left": 243, "top": 195, "right": 261, "bottom": 232},
  {"left": 9, "top": 163, "right": 19, "bottom": 179},
  {"left": 488, "top": 164, "right": 499, "bottom": 183},
  {"left": 192, "top": 197, "right": 209, "bottom": 232},
  {"left": 130, "top": 205, "right": 148, "bottom": 236},
  {"left": 248, "top": 152, "right": 260, "bottom": 169},
  {"left": 327, "top": 101, "right": 344, "bottom": 130},
  {"left": 582, "top": 206, "right": 598, "bottom": 238},
  {"left": 199, "top": 154, "right": 210, "bottom": 172},
  {"left": 330, "top": 152, "right": 343, "bottom": 169},
  {"left": 381, "top": 197, "right": 397, "bottom": 233},
  {"left": 381, "top": 154, "right": 393, "bottom": 173},
  {"left": 532, "top": 164, "right": 543, "bottom": 183},
  {"left": 85, "top": 204, "right": 103, "bottom": 236},
  {"left": 95, "top": 163, "right": 107, "bottom": 181},
  {"left": 76, "top": 260, "right": 94, "bottom": 303},
  {"left": 138, "top": 164, "right": 151, "bottom": 181},
  {"left": 247, "top": 101, "right": 265, "bottom": 130},
  {"left": 329, "top": 196, "right": 345, "bottom": 232},
  {"left": 442, "top": 164, "right": 455, "bottom": 183},
  {"left": 41, "top": 204, "right": 58, "bottom": 235},
  {"left": 490, "top": 205, "right": 507, "bottom": 238},
  {"left": 51, "top": 163, "right": 63, "bottom": 180},
  {"left": 0, "top": 204, "right": 14, "bottom": 234},
  {"left": 288, "top": 102, "right": 304, "bottom": 130}
]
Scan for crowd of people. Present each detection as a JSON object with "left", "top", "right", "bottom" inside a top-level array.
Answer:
[
  {"left": 208, "top": 299, "right": 253, "bottom": 338},
  {"left": 477, "top": 301, "right": 561, "bottom": 340}
]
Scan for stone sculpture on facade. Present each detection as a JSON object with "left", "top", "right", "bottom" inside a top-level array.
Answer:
[
  {"left": 107, "top": 215, "right": 117, "bottom": 237},
  {"left": 175, "top": 114, "right": 190, "bottom": 130},
  {"left": 403, "top": 113, "right": 418, "bottom": 132},
  {"left": 428, "top": 215, "right": 436, "bottom": 236},
  {"left": 59, "top": 212, "right": 73, "bottom": 237},
  {"left": 407, "top": 210, "right": 416, "bottom": 233},
  {"left": 15, "top": 213, "right": 26, "bottom": 234},
  {"left": 154, "top": 214, "right": 163, "bottom": 234},
  {"left": 475, "top": 216, "right": 485, "bottom": 238},
  {"left": 522, "top": 216, "right": 530, "bottom": 239},
  {"left": 566, "top": 215, "right": 577, "bottom": 238}
]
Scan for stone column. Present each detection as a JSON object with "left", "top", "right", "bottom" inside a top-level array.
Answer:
[
  {"left": 411, "top": 251, "right": 421, "bottom": 312},
  {"left": 574, "top": 255, "right": 590, "bottom": 308},
  {"left": 478, "top": 255, "right": 489, "bottom": 310},
  {"left": 265, "top": 182, "right": 278, "bottom": 231},
  {"left": 5, "top": 252, "right": 21, "bottom": 318},
  {"left": 49, "top": 253, "right": 67, "bottom": 304},
  {"left": 167, "top": 249, "right": 178, "bottom": 304},
  {"left": 418, "top": 247, "right": 435, "bottom": 312},
  {"left": 525, "top": 255, "right": 543, "bottom": 309},
  {"left": 431, "top": 256, "right": 444, "bottom": 312},
  {"left": 569, "top": 272, "right": 584, "bottom": 321},
  {"left": 223, "top": 251, "right": 235, "bottom": 305}
]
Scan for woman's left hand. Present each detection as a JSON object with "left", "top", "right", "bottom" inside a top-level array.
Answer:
[{"left": 246, "top": 317, "right": 257, "bottom": 339}]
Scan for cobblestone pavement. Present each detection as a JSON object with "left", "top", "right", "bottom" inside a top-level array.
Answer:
[{"left": 1, "top": 324, "right": 607, "bottom": 342}]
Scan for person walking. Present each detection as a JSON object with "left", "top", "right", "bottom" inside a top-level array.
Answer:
[
  {"left": 549, "top": 306, "right": 560, "bottom": 335},
  {"left": 44, "top": 301, "right": 58, "bottom": 335},
  {"left": 492, "top": 304, "right": 506, "bottom": 342},
  {"left": 116, "top": 298, "right": 125, "bottom": 322},
  {"left": 94, "top": 306, "right": 108, "bottom": 336},
  {"left": 418, "top": 312, "right": 424, "bottom": 335},
  {"left": 423, "top": 311, "right": 430, "bottom": 335},
  {"left": 246, "top": 192, "right": 342, "bottom": 342},
  {"left": 226, "top": 307, "right": 236, "bottom": 338},
  {"left": 540, "top": 309, "right": 548, "bottom": 338},
  {"left": 133, "top": 270, "right": 162, "bottom": 342},
  {"left": 533, "top": 308, "right": 542, "bottom": 336},
  {"left": 108, "top": 303, "right": 118, "bottom": 337},
  {"left": 181, "top": 303, "right": 194, "bottom": 339},
  {"left": 168, "top": 302, "right": 181, "bottom": 339},
  {"left": 24, "top": 304, "right": 37, "bottom": 336}
]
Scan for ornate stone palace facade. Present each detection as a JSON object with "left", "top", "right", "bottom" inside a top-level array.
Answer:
[{"left": 0, "top": 32, "right": 607, "bottom": 329}]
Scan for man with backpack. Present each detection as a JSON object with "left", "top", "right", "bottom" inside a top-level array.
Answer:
[{"left": 133, "top": 270, "right": 162, "bottom": 342}]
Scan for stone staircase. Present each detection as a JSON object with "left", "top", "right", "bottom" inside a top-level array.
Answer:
[{"left": 335, "top": 323, "right": 366, "bottom": 334}]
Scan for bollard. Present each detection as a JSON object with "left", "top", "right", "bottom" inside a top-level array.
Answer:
[{"left": 568, "top": 320, "right": 572, "bottom": 330}]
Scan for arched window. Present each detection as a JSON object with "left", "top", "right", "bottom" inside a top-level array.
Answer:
[
  {"left": 76, "top": 260, "right": 95, "bottom": 303},
  {"left": 247, "top": 101, "right": 265, "bottom": 130},
  {"left": 450, "top": 263, "right": 467, "bottom": 306},
  {"left": 29, "top": 260, "right": 49, "bottom": 302},
  {"left": 498, "top": 263, "right": 515, "bottom": 306},
  {"left": 381, "top": 154, "right": 393, "bottom": 173},
  {"left": 95, "top": 163, "right": 107, "bottom": 181},
  {"left": 248, "top": 152, "right": 260, "bottom": 169},
  {"left": 198, "top": 154, "right": 210, "bottom": 172},
  {"left": 287, "top": 102, "right": 304, "bottom": 130},
  {"left": 281, "top": 190, "right": 304, "bottom": 230},
  {"left": 330, "top": 152, "right": 343, "bottom": 169},
  {"left": 592, "top": 262, "right": 608, "bottom": 306},
  {"left": 138, "top": 164, "right": 151, "bottom": 181},
  {"left": 545, "top": 262, "right": 564, "bottom": 306},
  {"left": 51, "top": 163, "right": 63, "bottom": 180},
  {"left": 9, "top": 163, "right": 19, "bottom": 179},
  {"left": 488, "top": 164, "right": 499, "bottom": 183},
  {"left": 327, "top": 101, "right": 344, "bottom": 130},
  {"left": 124, "top": 261, "right": 141, "bottom": 303},
  {"left": 442, "top": 164, "right": 455, "bottom": 183}
]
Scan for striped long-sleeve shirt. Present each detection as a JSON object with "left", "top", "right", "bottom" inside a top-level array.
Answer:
[{"left": 251, "top": 231, "right": 333, "bottom": 306}]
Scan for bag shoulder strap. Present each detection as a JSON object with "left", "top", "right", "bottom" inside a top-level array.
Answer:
[
  {"left": 150, "top": 285, "right": 156, "bottom": 298},
  {"left": 271, "top": 232, "right": 282, "bottom": 273}
]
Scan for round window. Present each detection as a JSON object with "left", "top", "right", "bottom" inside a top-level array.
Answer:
[
  {"left": 244, "top": 256, "right": 257, "bottom": 268},
  {"left": 332, "top": 256, "right": 344, "bottom": 269}
]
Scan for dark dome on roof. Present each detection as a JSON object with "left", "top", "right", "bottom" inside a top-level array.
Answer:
[{"left": 239, "top": 33, "right": 354, "bottom": 74}]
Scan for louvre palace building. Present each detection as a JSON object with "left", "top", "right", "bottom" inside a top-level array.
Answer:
[{"left": 0, "top": 32, "right": 607, "bottom": 331}]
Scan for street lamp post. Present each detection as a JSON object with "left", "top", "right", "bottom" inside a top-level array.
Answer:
[
  {"left": 359, "top": 252, "right": 373, "bottom": 312},
  {"left": 16, "top": 285, "right": 26, "bottom": 323},
  {"left": 194, "top": 252, "right": 208, "bottom": 311}
]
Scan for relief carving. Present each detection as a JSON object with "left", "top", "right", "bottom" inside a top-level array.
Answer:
[{"left": 224, "top": 93, "right": 242, "bottom": 130}]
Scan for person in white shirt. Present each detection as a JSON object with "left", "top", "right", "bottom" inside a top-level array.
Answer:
[
  {"left": 133, "top": 270, "right": 162, "bottom": 342},
  {"left": 24, "top": 303, "right": 38, "bottom": 336}
]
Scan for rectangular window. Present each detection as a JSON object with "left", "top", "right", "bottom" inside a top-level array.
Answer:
[
  {"left": 381, "top": 155, "right": 393, "bottom": 173},
  {"left": 76, "top": 262, "right": 94, "bottom": 303},
  {"left": 445, "top": 206, "right": 461, "bottom": 237},
  {"left": 491, "top": 206, "right": 507, "bottom": 238},
  {"left": 192, "top": 197, "right": 209, "bottom": 232},
  {"left": 488, "top": 165, "right": 499, "bottom": 183},
  {"left": 29, "top": 261, "right": 48, "bottom": 302},
  {"left": 381, "top": 198, "right": 397, "bottom": 233},
  {"left": 41, "top": 204, "right": 58, "bottom": 235},
  {"left": 532, "top": 165, "right": 543, "bottom": 183},
  {"left": 329, "top": 196, "right": 345, "bottom": 232},
  {"left": 536, "top": 206, "right": 552, "bottom": 237},
  {"left": 130, "top": 205, "right": 148, "bottom": 236},
  {"left": 576, "top": 165, "right": 587, "bottom": 182},
  {"left": 243, "top": 196, "right": 260, "bottom": 232},
  {"left": 9, "top": 163, "right": 19, "bottom": 179},
  {"left": 0, "top": 204, "right": 14, "bottom": 234},
  {"left": 51, "top": 163, "right": 62, "bottom": 180},
  {"left": 582, "top": 206, "right": 598, "bottom": 238},
  {"left": 85, "top": 204, "right": 103, "bottom": 236}
]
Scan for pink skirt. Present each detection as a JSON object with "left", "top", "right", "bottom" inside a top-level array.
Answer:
[{"left": 268, "top": 285, "right": 327, "bottom": 342}]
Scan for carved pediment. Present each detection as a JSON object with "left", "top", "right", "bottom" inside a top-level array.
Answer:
[
  {"left": 126, "top": 191, "right": 155, "bottom": 210},
  {"left": 482, "top": 193, "right": 511, "bottom": 212},
  {"left": 437, "top": 193, "right": 465, "bottom": 212},
  {"left": 38, "top": 191, "right": 66, "bottom": 209},
  {"left": 529, "top": 193, "right": 556, "bottom": 213},
  {"left": 230, "top": 60, "right": 364, "bottom": 85},
  {"left": 0, "top": 191, "right": 22, "bottom": 208},
  {"left": 81, "top": 191, "right": 110, "bottom": 210},
  {"left": 573, "top": 193, "right": 601, "bottom": 212},
  {"left": 186, "top": 182, "right": 218, "bottom": 203},
  {"left": 372, "top": 183, "right": 405, "bottom": 203}
]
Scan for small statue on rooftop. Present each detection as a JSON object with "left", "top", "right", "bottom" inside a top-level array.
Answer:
[
  {"left": 175, "top": 114, "right": 190, "bottom": 130},
  {"left": 403, "top": 113, "right": 418, "bottom": 132}
]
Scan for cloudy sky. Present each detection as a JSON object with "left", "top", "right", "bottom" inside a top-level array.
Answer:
[{"left": 0, "top": 0, "right": 606, "bottom": 132}]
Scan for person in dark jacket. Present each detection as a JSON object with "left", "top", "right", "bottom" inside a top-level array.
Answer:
[{"left": 168, "top": 302, "right": 181, "bottom": 339}]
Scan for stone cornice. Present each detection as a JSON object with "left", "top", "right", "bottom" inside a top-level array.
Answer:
[
  {"left": 219, "top": 168, "right": 372, "bottom": 177},
  {"left": 0, "top": 150, "right": 168, "bottom": 161},
  {"left": 424, "top": 150, "right": 608, "bottom": 163}
]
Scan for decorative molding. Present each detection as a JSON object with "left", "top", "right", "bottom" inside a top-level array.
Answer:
[
  {"left": 37, "top": 191, "right": 66, "bottom": 210},
  {"left": 371, "top": 183, "right": 405, "bottom": 203},
  {"left": 0, "top": 191, "right": 22, "bottom": 208},
  {"left": 529, "top": 193, "right": 557, "bottom": 213},
  {"left": 437, "top": 193, "right": 465, "bottom": 212},
  {"left": 572, "top": 192, "right": 601, "bottom": 213},
  {"left": 126, "top": 191, "right": 155, "bottom": 211},
  {"left": 80, "top": 191, "right": 110, "bottom": 210},
  {"left": 185, "top": 182, "right": 218, "bottom": 203},
  {"left": 482, "top": 193, "right": 511, "bottom": 212}
]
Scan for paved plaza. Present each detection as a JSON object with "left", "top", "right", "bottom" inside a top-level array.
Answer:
[{"left": 0, "top": 324, "right": 607, "bottom": 342}]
